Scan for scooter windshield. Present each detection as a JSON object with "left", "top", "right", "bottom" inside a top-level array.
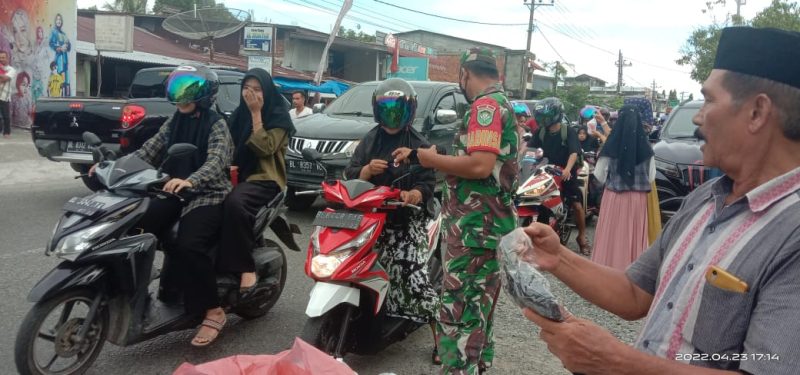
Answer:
[{"left": 520, "top": 150, "right": 546, "bottom": 183}]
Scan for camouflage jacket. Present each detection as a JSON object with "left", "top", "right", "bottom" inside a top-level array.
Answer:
[{"left": 442, "top": 83, "right": 519, "bottom": 249}]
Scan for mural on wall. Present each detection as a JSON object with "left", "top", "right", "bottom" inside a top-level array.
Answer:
[{"left": 0, "top": 0, "right": 76, "bottom": 129}]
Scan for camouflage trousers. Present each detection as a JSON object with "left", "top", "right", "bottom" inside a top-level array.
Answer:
[{"left": 437, "top": 241, "right": 501, "bottom": 375}]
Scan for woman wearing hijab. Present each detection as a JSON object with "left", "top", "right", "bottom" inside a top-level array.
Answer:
[
  {"left": 345, "top": 78, "right": 441, "bottom": 364},
  {"left": 590, "top": 99, "right": 655, "bottom": 270},
  {"left": 129, "top": 65, "right": 233, "bottom": 346},
  {"left": 217, "top": 68, "right": 295, "bottom": 295}
]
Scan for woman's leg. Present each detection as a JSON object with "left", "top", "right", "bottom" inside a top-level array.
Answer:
[
  {"left": 218, "top": 181, "right": 280, "bottom": 288},
  {"left": 175, "top": 204, "right": 227, "bottom": 345},
  {"left": 135, "top": 198, "right": 183, "bottom": 301}
]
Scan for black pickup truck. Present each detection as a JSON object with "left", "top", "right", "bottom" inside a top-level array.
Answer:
[
  {"left": 285, "top": 80, "right": 468, "bottom": 210},
  {"left": 31, "top": 67, "right": 243, "bottom": 190}
]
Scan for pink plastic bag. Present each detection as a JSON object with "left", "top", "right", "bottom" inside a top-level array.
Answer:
[{"left": 173, "top": 338, "right": 357, "bottom": 375}]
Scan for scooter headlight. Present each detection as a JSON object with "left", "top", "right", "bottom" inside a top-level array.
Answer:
[
  {"left": 310, "top": 223, "right": 377, "bottom": 278},
  {"left": 53, "top": 222, "right": 114, "bottom": 261},
  {"left": 524, "top": 181, "right": 554, "bottom": 197}
]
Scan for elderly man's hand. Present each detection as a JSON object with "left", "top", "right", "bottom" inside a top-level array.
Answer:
[
  {"left": 524, "top": 308, "right": 629, "bottom": 374},
  {"left": 522, "top": 223, "right": 563, "bottom": 272}
]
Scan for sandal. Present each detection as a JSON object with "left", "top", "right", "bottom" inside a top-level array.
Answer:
[
  {"left": 191, "top": 316, "right": 226, "bottom": 347},
  {"left": 239, "top": 273, "right": 258, "bottom": 298},
  {"left": 432, "top": 347, "right": 442, "bottom": 365},
  {"left": 577, "top": 237, "right": 591, "bottom": 256}
]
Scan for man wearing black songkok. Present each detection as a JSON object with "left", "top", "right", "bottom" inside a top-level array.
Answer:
[{"left": 521, "top": 27, "right": 800, "bottom": 375}]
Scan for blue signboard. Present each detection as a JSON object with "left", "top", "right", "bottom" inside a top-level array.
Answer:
[
  {"left": 244, "top": 26, "right": 272, "bottom": 52},
  {"left": 386, "top": 57, "right": 429, "bottom": 81}
]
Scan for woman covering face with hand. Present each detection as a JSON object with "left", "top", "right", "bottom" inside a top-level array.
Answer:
[{"left": 217, "top": 68, "right": 295, "bottom": 299}]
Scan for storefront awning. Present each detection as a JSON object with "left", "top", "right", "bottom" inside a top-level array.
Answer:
[{"left": 273, "top": 77, "right": 350, "bottom": 96}]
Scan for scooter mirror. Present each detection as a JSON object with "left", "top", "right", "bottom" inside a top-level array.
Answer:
[
  {"left": 302, "top": 148, "right": 323, "bottom": 162},
  {"left": 82, "top": 131, "right": 103, "bottom": 147},
  {"left": 167, "top": 143, "right": 198, "bottom": 158}
]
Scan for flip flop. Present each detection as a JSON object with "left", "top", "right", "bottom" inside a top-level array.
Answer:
[
  {"left": 432, "top": 347, "right": 442, "bottom": 365},
  {"left": 191, "top": 316, "right": 226, "bottom": 347}
]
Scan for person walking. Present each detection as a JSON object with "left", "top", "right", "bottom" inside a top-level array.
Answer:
[{"left": 0, "top": 51, "right": 17, "bottom": 138}]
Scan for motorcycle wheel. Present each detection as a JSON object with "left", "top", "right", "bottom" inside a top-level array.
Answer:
[
  {"left": 15, "top": 289, "right": 109, "bottom": 375},
  {"left": 299, "top": 305, "right": 348, "bottom": 355},
  {"left": 235, "top": 240, "right": 288, "bottom": 320}
]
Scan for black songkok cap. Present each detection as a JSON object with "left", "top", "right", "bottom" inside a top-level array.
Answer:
[{"left": 714, "top": 27, "right": 800, "bottom": 89}]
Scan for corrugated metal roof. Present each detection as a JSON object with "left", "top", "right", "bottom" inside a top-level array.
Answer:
[{"left": 76, "top": 40, "right": 234, "bottom": 68}]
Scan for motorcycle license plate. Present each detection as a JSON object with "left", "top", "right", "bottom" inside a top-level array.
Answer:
[
  {"left": 66, "top": 141, "right": 92, "bottom": 153},
  {"left": 312, "top": 210, "right": 363, "bottom": 230},
  {"left": 63, "top": 195, "right": 125, "bottom": 216}
]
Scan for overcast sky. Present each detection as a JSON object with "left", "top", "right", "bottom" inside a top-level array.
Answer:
[{"left": 77, "top": 0, "right": 775, "bottom": 97}]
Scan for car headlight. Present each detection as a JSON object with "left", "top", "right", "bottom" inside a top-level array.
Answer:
[
  {"left": 655, "top": 158, "right": 681, "bottom": 179},
  {"left": 310, "top": 223, "right": 377, "bottom": 278},
  {"left": 53, "top": 222, "right": 114, "bottom": 261}
]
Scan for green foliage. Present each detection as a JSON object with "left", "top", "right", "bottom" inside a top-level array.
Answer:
[
  {"left": 688, "top": 93, "right": 695, "bottom": 101},
  {"left": 337, "top": 26, "right": 376, "bottom": 43},
  {"left": 678, "top": 0, "right": 800, "bottom": 84},
  {"left": 588, "top": 95, "right": 624, "bottom": 110},
  {"left": 668, "top": 90, "right": 678, "bottom": 102},
  {"left": 102, "top": 0, "right": 148, "bottom": 13}
]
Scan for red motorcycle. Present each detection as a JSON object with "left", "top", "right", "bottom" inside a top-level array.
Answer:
[
  {"left": 296, "top": 149, "right": 443, "bottom": 359},
  {"left": 516, "top": 148, "right": 572, "bottom": 244}
]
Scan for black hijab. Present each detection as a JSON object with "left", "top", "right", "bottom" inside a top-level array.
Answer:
[
  {"left": 599, "top": 105, "right": 654, "bottom": 185},
  {"left": 165, "top": 107, "right": 222, "bottom": 179},
  {"left": 228, "top": 68, "right": 296, "bottom": 180}
]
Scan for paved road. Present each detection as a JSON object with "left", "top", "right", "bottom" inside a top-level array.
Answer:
[{"left": 0, "top": 131, "right": 639, "bottom": 375}]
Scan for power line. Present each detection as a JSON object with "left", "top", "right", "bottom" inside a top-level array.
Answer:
[
  {"left": 284, "top": 0, "right": 402, "bottom": 32},
  {"left": 537, "top": 28, "right": 575, "bottom": 74},
  {"left": 318, "top": 0, "right": 423, "bottom": 31},
  {"left": 372, "top": 0, "right": 529, "bottom": 26}
]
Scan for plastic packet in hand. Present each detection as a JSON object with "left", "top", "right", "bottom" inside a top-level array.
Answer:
[{"left": 498, "top": 228, "right": 565, "bottom": 322}]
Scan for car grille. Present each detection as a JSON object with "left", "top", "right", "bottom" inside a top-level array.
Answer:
[
  {"left": 288, "top": 137, "right": 354, "bottom": 155},
  {"left": 678, "top": 164, "right": 723, "bottom": 191}
]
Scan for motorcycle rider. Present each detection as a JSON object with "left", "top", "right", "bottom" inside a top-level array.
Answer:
[
  {"left": 100, "top": 64, "right": 233, "bottom": 347},
  {"left": 218, "top": 68, "right": 295, "bottom": 295},
  {"left": 528, "top": 97, "right": 590, "bottom": 254},
  {"left": 343, "top": 78, "right": 441, "bottom": 364}
]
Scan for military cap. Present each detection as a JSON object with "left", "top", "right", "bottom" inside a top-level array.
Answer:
[{"left": 460, "top": 47, "right": 498, "bottom": 71}]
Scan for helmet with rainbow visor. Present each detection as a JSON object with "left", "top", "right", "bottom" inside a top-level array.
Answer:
[
  {"left": 372, "top": 78, "right": 417, "bottom": 130},
  {"left": 165, "top": 64, "right": 220, "bottom": 109}
]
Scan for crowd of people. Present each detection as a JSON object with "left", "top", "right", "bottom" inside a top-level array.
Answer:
[{"left": 48, "top": 25, "right": 800, "bottom": 375}]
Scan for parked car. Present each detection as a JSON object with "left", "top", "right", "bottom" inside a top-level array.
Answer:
[
  {"left": 653, "top": 100, "right": 722, "bottom": 222},
  {"left": 284, "top": 80, "right": 468, "bottom": 210},
  {"left": 31, "top": 67, "right": 244, "bottom": 191}
]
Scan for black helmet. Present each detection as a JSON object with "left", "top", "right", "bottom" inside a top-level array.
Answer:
[
  {"left": 372, "top": 78, "right": 417, "bottom": 129},
  {"left": 533, "top": 97, "right": 565, "bottom": 128},
  {"left": 165, "top": 64, "right": 219, "bottom": 109}
]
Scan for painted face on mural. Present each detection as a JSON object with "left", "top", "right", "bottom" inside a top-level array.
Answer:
[
  {"left": 36, "top": 26, "right": 43, "bottom": 45},
  {"left": 55, "top": 14, "right": 63, "bottom": 29},
  {"left": 12, "top": 10, "right": 32, "bottom": 54}
]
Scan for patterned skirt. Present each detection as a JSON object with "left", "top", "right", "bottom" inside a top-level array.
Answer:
[{"left": 375, "top": 214, "right": 440, "bottom": 323}]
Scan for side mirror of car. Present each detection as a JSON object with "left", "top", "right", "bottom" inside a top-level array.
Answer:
[
  {"left": 301, "top": 147, "right": 323, "bottom": 162},
  {"left": 435, "top": 109, "right": 458, "bottom": 124},
  {"left": 82, "top": 131, "right": 103, "bottom": 147},
  {"left": 167, "top": 143, "right": 198, "bottom": 158},
  {"left": 312, "top": 103, "right": 326, "bottom": 114}
]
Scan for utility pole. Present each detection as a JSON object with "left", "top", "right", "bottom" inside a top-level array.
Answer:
[
  {"left": 554, "top": 61, "right": 561, "bottom": 94},
  {"left": 734, "top": 0, "right": 746, "bottom": 24},
  {"left": 522, "top": 0, "right": 554, "bottom": 99},
  {"left": 651, "top": 79, "right": 661, "bottom": 110},
  {"left": 615, "top": 50, "right": 632, "bottom": 95}
]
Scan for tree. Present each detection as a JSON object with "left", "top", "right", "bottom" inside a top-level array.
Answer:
[
  {"left": 677, "top": 0, "right": 800, "bottom": 83},
  {"left": 588, "top": 95, "right": 624, "bottom": 110},
  {"left": 668, "top": 90, "right": 678, "bottom": 102},
  {"left": 688, "top": 93, "right": 695, "bottom": 101},
  {"left": 103, "top": 0, "right": 148, "bottom": 13},
  {"left": 337, "top": 26, "right": 376, "bottom": 43},
  {"left": 153, "top": 0, "right": 215, "bottom": 14}
]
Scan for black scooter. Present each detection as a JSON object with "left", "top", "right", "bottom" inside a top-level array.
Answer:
[{"left": 14, "top": 132, "right": 301, "bottom": 375}]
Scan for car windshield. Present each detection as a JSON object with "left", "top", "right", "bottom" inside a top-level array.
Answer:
[
  {"left": 663, "top": 106, "right": 700, "bottom": 139},
  {"left": 128, "top": 70, "right": 170, "bottom": 98},
  {"left": 325, "top": 84, "right": 433, "bottom": 118},
  {"left": 216, "top": 82, "right": 240, "bottom": 113}
]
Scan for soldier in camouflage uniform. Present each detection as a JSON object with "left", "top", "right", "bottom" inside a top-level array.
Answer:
[{"left": 396, "top": 48, "right": 518, "bottom": 374}]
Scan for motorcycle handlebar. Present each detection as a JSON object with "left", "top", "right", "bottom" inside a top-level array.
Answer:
[{"left": 385, "top": 201, "right": 421, "bottom": 211}]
